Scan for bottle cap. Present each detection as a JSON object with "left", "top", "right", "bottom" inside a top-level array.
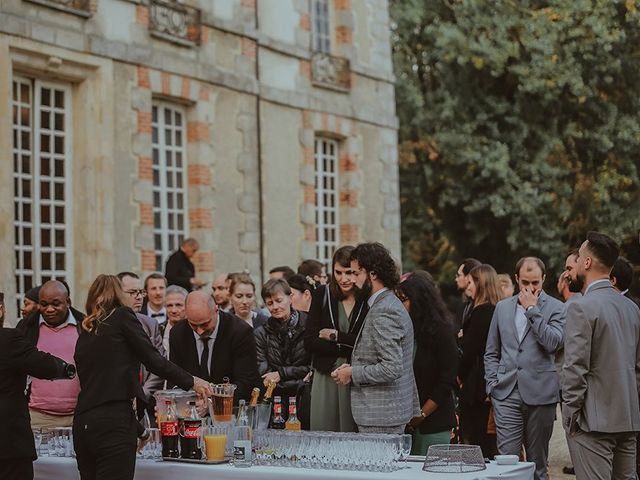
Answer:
[{"left": 274, "top": 396, "right": 281, "bottom": 402}]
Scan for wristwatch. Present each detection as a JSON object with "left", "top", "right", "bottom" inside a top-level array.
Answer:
[
  {"left": 64, "top": 363, "right": 77, "bottom": 379},
  {"left": 526, "top": 305, "right": 535, "bottom": 312},
  {"left": 329, "top": 330, "right": 337, "bottom": 342}
]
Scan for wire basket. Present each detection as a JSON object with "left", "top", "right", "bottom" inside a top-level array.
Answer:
[{"left": 422, "top": 444, "right": 486, "bottom": 473}]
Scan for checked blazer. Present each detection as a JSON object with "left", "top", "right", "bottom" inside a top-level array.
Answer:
[{"left": 350, "top": 289, "right": 420, "bottom": 428}]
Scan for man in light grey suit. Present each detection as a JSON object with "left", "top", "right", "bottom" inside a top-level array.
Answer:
[
  {"left": 563, "top": 232, "right": 640, "bottom": 480},
  {"left": 332, "top": 242, "right": 419, "bottom": 433},
  {"left": 484, "top": 257, "right": 565, "bottom": 480}
]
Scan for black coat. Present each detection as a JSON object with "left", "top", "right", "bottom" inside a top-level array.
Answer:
[
  {"left": 165, "top": 249, "right": 195, "bottom": 291},
  {"left": 0, "top": 328, "right": 70, "bottom": 460},
  {"left": 255, "top": 311, "right": 311, "bottom": 397},
  {"left": 459, "top": 303, "right": 495, "bottom": 406},
  {"left": 74, "top": 306, "right": 193, "bottom": 416},
  {"left": 303, "top": 285, "right": 368, "bottom": 374},
  {"left": 169, "top": 311, "right": 261, "bottom": 402},
  {"left": 413, "top": 322, "right": 459, "bottom": 434}
]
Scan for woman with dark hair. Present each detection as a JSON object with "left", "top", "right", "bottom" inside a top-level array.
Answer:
[
  {"left": 395, "top": 271, "right": 458, "bottom": 454},
  {"left": 304, "top": 246, "right": 368, "bottom": 432},
  {"left": 73, "top": 275, "right": 212, "bottom": 480},
  {"left": 287, "top": 274, "right": 315, "bottom": 313},
  {"left": 458, "top": 264, "right": 501, "bottom": 458}
]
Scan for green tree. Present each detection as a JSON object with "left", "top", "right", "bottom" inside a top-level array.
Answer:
[{"left": 392, "top": 0, "right": 640, "bottom": 282}]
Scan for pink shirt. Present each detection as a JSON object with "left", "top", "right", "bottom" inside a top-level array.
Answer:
[{"left": 30, "top": 320, "right": 81, "bottom": 415}]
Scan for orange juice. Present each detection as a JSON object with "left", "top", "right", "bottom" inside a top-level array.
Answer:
[{"left": 204, "top": 434, "right": 227, "bottom": 461}]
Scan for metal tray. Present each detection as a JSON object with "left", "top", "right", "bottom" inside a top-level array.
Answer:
[{"left": 162, "top": 457, "right": 230, "bottom": 465}]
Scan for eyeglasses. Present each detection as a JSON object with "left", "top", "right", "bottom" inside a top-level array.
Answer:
[{"left": 125, "top": 289, "right": 147, "bottom": 298}]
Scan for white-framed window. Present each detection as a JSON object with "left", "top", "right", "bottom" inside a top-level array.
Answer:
[
  {"left": 12, "top": 76, "right": 73, "bottom": 310},
  {"left": 151, "top": 101, "right": 188, "bottom": 272},
  {"left": 312, "top": 0, "right": 331, "bottom": 53},
  {"left": 314, "top": 137, "right": 339, "bottom": 265}
]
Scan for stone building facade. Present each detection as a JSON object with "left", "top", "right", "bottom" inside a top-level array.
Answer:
[{"left": 0, "top": 0, "right": 400, "bottom": 321}]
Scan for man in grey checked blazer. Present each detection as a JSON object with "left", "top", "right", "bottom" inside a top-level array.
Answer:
[{"left": 332, "top": 242, "right": 419, "bottom": 433}]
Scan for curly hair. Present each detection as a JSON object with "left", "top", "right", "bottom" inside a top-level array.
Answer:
[{"left": 350, "top": 242, "right": 400, "bottom": 289}]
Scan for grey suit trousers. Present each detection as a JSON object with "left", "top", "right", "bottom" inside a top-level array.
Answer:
[
  {"left": 566, "top": 430, "right": 637, "bottom": 480},
  {"left": 492, "top": 386, "right": 556, "bottom": 480}
]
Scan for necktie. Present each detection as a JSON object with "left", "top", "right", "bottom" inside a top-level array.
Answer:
[
  {"left": 151, "top": 312, "right": 165, "bottom": 318},
  {"left": 200, "top": 336, "right": 211, "bottom": 378}
]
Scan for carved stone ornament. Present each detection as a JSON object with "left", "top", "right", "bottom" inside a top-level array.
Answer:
[
  {"left": 25, "top": 0, "right": 91, "bottom": 17},
  {"left": 149, "top": 0, "right": 201, "bottom": 47},
  {"left": 311, "top": 52, "right": 350, "bottom": 92}
]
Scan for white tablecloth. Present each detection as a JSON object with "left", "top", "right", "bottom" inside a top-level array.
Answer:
[{"left": 34, "top": 456, "right": 535, "bottom": 480}]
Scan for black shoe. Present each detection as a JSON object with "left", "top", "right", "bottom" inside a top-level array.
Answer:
[{"left": 562, "top": 466, "right": 575, "bottom": 475}]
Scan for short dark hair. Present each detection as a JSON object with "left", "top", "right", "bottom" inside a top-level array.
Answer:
[
  {"left": 350, "top": 242, "right": 400, "bottom": 289},
  {"left": 268, "top": 265, "right": 295, "bottom": 279},
  {"left": 116, "top": 271, "right": 139, "bottom": 281},
  {"left": 460, "top": 258, "right": 481, "bottom": 276},
  {"left": 144, "top": 272, "right": 167, "bottom": 290},
  {"left": 566, "top": 248, "right": 579, "bottom": 259},
  {"left": 298, "top": 259, "right": 325, "bottom": 278},
  {"left": 611, "top": 257, "right": 633, "bottom": 291},
  {"left": 515, "top": 257, "right": 546, "bottom": 276},
  {"left": 585, "top": 231, "right": 619, "bottom": 270},
  {"left": 261, "top": 278, "right": 291, "bottom": 301}
]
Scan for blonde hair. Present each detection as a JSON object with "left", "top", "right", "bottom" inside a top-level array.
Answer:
[
  {"left": 470, "top": 264, "right": 502, "bottom": 307},
  {"left": 83, "top": 274, "right": 127, "bottom": 332}
]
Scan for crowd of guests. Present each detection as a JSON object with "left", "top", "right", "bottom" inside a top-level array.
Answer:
[{"left": 2, "top": 233, "right": 640, "bottom": 480}]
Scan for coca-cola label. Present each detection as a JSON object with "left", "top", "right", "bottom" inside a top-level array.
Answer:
[
  {"left": 182, "top": 420, "right": 201, "bottom": 439},
  {"left": 289, "top": 405, "right": 296, "bottom": 415},
  {"left": 274, "top": 404, "right": 282, "bottom": 414},
  {"left": 161, "top": 421, "right": 178, "bottom": 437}
]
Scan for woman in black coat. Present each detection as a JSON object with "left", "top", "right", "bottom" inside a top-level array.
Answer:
[
  {"left": 458, "top": 264, "right": 501, "bottom": 459},
  {"left": 303, "top": 245, "right": 367, "bottom": 432},
  {"left": 395, "top": 271, "right": 458, "bottom": 454},
  {"left": 73, "top": 275, "right": 212, "bottom": 480},
  {"left": 255, "top": 278, "right": 311, "bottom": 420}
]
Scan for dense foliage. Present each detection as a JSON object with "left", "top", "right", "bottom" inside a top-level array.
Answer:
[{"left": 392, "top": 0, "right": 640, "bottom": 284}]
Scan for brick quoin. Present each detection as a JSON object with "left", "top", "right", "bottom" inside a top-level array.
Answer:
[
  {"left": 336, "top": 26, "right": 353, "bottom": 44},
  {"left": 304, "top": 145, "right": 314, "bottom": 165},
  {"left": 334, "top": 0, "right": 351, "bottom": 10},
  {"left": 189, "top": 208, "right": 213, "bottom": 229},
  {"left": 299, "top": 60, "right": 311, "bottom": 80},
  {"left": 137, "top": 111, "right": 152, "bottom": 134},
  {"left": 136, "top": 5, "right": 149, "bottom": 26},
  {"left": 188, "top": 164, "right": 211, "bottom": 186},
  {"left": 141, "top": 250, "right": 156, "bottom": 271},
  {"left": 201, "top": 26, "right": 209, "bottom": 44},
  {"left": 340, "top": 190, "right": 358, "bottom": 208},
  {"left": 187, "top": 122, "right": 210, "bottom": 142},
  {"left": 321, "top": 113, "right": 329, "bottom": 132},
  {"left": 240, "top": 0, "right": 256, "bottom": 8},
  {"left": 138, "top": 156, "right": 153, "bottom": 180},
  {"left": 339, "top": 154, "right": 358, "bottom": 172},
  {"left": 139, "top": 203, "right": 154, "bottom": 226},
  {"left": 299, "top": 13, "right": 310, "bottom": 31},
  {"left": 242, "top": 38, "right": 257, "bottom": 59},
  {"left": 161, "top": 72, "right": 170, "bottom": 95},
  {"left": 340, "top": 224, "right": 359, "bottom": 243},
  {"left": 138, "top": 66, "right": 150, "bottom": 89},
  {"left": 194, "top": 251, "right": 214, "bottom": 272},
  {"left": 305, "top": 224, "right": 316, "bottom": 242},
  {"left": 304, "top": 184, "right": 316, "bottom": 204},
  {"left": 181, "top": 78, "right": 191, "bottom": 100},
  {"left": 199, "top": 85, "right": 210, "bottom": 101}
]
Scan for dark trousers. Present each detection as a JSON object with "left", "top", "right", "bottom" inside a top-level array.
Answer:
[
  {"left": 0, "top": 459, "right": 33, "bottom": 480},
  {"left": 73, "top": 403, "right": 137, "bottom": 480},
  {"left": 459, "top": 401, "right": 497, "bottom": 459}
]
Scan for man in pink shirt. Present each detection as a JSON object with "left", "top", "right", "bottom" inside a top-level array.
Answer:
[{"left": 16, "top": 280, "right": 82, "bottom": 429}]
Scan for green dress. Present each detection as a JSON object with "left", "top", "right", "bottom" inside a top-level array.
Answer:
[{"left": 309, "top": 302, "right": 357, "bottom": 432}]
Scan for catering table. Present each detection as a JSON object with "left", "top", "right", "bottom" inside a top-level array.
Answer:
[{"left": 34, "top": 456, "right": 535, "bottom": 480}]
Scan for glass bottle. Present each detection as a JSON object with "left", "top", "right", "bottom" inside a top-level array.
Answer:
[
  {"left": 285, "top": 397, "right": 301, "bottom": 431},
  {"left": 233, "top": 400, "right": 252, "bottom": 468}
]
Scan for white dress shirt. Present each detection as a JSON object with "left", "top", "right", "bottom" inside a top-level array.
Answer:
[
  {"left": 514, "top": 304, "right": 528, "bottom": 343},
  {"left": 193, "top": 315, "right": 220, "bottom": 373}
]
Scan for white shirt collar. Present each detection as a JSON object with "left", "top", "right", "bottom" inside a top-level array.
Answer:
[
  {"left": 38, "top": 310, "right": 76, "bottom": 329},
  {"left": 367, "top": 287, "right": 389, "bottom": 308},
  {"left": 584, "top": 278, "right": 611, "bottom": 295},
  {"left": 621, "top": 289, "right": 629, "bottom": 296}
]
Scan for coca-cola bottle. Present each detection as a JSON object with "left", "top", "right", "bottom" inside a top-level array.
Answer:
[
  {"left": 180, "top": 400, "right": 202, "bottom": 460},
  {"left": 270, "top": 396, "right": 285, "bottom": 430},
  {"left": 160, "top": 399, "right": 179, "bottom": 458}
]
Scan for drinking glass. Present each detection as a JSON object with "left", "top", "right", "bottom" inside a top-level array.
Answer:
[{"left": 201, "top": 426, "right": 228, "bottom": 461}]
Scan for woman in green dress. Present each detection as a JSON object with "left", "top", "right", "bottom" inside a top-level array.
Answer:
[
  {"left": 303, "top": 246, "right": 368, "bottom": 432},
  {"left": 395, "top": 271, "right": 459, "bottom": 455}
]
